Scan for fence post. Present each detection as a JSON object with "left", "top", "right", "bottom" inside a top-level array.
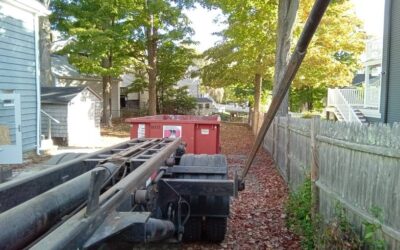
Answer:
[
  {"left": 285, "top": 115, "right": 291, "bottom": 186},
  {"left": 271, "top": 117, "right": 275, "bottom": 158},
  {"left": 274, "top": 118, "right": 278, "bottom": 161},
  {"left": 311, "top": 115, "right": 320, "bottom": 218}
]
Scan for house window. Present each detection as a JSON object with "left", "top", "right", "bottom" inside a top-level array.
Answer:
[
  {"left": 198, "top": 104, "right": 203, "bottom": 109},
  {"left": 205, "top": 103, "right": 210, "bottom": 109}
]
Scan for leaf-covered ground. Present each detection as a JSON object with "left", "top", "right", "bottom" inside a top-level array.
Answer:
[{"left": 183, "top": 122, "right": 300, "bottom": 249}]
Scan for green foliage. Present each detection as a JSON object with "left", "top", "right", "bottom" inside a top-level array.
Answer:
[
  {"left": 290, "top": 0, "right": 365, "bottom": 111},
  {"left": 202, "top": 0, "right": 365, "bottom": 113},
  {"left": 160, "top": 87, "right": 197, "bottom": 114},
  {"left": 362, "top": 207, "right": 386, "bottom": 250},
  {"left": 50, "top": 0, "right": 140, "bottom": 77},
  {"left": 51, "top": 0, "right": 197, "bottom": 115},
  {"left": 285, "top": 177, "right": 388, "bottom": 250},
  {"left": 290, "top": 86, "right": 327, "bottom": 112},
  {"left": 201, "top": 0, "right": 277, "bottom": 110},
  {"left": 285, "top": 178, "right": 315, "bottom": 249},
  {"left": 157, "top": 41, "right": 198, "bottom": 112}
]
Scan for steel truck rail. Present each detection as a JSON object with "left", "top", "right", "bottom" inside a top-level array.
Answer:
[{"left": 0, "top": 138, "right": 236, "bottom": 249}]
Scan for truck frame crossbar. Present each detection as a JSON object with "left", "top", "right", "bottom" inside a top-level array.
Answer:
[{"left": 0, "top": 138, "right": 236, "bottom": 249}]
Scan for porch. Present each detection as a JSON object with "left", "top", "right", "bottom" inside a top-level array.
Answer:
[{"left": 326, "top": 86, "right": 381, "bottom": 124}]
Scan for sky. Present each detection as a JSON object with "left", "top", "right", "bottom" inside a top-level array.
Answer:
[
  {"left": 183, "top": 5, "right": 226, "bottom": 52},
  {"left": 185, "top": 0, "right": 386, "bottom": 53}
]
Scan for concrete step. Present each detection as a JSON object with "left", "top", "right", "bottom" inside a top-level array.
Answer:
[{"left": 40, "top": 138, "right": 58, "bottom": 154}]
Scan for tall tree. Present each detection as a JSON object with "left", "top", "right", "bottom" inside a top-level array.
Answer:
[
  {"left": 203, "top": 0, "right": 364, "bottom": 115},
  {"left": 39, "top": 0, "right": 53, "bottom": 86},
  {"left": 290, "top": 0, "right": 365, "bottom": 111},
  {"left": 157, "top": 41, "right": 197, "bottom": 113},
  {"left": 202, "top": 0, "right": 277, "bottom": 131},
  {"left": 50, "top": 0, "right": 141, "bottom": 126},
  {"left": 135, "top": 0, "right": 195, "bottom": 115}
]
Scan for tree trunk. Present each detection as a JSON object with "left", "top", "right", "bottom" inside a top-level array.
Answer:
[
  {"left": 146, "top": 9, "right": 158, "bottom": 116},
  {"left": 102, "top": 76, "right": 112, "bottom": 127},
  {"left": 273, "top": 0, "right": 299, "bottom": 115},
  {"left": 39, "top": 4, "right": 52, "bottom": 86},
  {"left": 253, "top": 73, "right": 262, "bottom": 134},
  {"left": 102, "top": 58, "right": 112, "bottom": 127}
]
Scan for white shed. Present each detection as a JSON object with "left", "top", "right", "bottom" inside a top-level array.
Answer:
[{"left": 41, "top": 87, "right": 102, "bottom": 147}]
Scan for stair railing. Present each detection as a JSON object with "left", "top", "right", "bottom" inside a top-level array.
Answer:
[
  {"left": 41, "top": 110, "right": 60, "bottom": 140},
  {"left": 327, "top": 88, "right": 362, "bottom": 124}
]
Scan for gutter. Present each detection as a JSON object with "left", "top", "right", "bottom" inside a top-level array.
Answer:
[
  {"left": 382, "top": 0, "right": 392, "bottom": 123},
  {"left": 34, "top": 14, "right": 41, "bottom": 155}
]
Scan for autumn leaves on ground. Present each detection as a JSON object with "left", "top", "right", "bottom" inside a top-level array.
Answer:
[{"left": 192, "top": 122, "right": 300, "bottom": 249}]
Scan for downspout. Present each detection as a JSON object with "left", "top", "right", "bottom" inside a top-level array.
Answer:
[
  {"left": 34, "top": 14, "right": 41, "bottom": 155},
  {"left": 382, "top": 0, "right": 392, "bottom": 123}
]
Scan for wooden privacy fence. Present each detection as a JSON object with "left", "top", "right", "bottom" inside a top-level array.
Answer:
[{"left": 263, "top": 116, "right": 400, "bottom": 248}]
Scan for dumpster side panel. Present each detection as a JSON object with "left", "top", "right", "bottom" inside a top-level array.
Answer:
[
  {"left": 129, "top": 123, "right": 149, "bottom": 139},
  {"left": 148, "top": 123, "right": 163, "bottom": 138},
  {"left": 182, "top": 124, "right": 195, "bottom": 153},
  {"left": 127, "top": 115, "right": 221, "bottom": 154},
  {"left": 130, "top": 124, "right": 139, "bottom": 138},
  {"left": 151, "top": 123, "right": 195, "bottom": 153},
  {"left": 195, "top": 124, "right": 219, "bottom": 154}
]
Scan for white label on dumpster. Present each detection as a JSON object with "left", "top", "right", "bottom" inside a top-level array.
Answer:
[
  {"left": 201, "top": 129, "right": 209, "bottom": 135},
  {"left": 163, "top": 125, "right": 182, "bottom": 138},
  {"left": 138, "top": 124, "right": 145, "bottom": 138}
]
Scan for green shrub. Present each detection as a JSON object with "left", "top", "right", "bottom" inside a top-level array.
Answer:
[
  {"left": 285, "top": 178, "right": 315, "bottom": 249},
  {"left": 286, "top": 179, "right": 387, "bottom": 250},
  {"left": 362, "top": 207, "right": 386, "bottom": 250}
]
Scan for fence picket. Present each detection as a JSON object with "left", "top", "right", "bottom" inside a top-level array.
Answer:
[{"left": 263, "top": 116, "right": 400, "bottom": 247}]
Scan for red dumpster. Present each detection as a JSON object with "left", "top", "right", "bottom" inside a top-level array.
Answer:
[{"left": 125, "top": 115, "right": 221, "bottom": 154}]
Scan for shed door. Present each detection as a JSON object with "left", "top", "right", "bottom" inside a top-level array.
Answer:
[{"left": 0, "top": 94, "right": 22, "bottom": 164}]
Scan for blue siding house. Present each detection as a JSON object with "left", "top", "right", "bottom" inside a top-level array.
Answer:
[
  {"left": 381, "top": 0, "right": 400, "bottom": 123},
  {"left": 0, "top": 0, "right": 49, "bottom": 164}
]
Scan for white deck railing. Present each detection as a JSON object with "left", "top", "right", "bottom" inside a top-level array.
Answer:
[
  {"left": 365, "top": 85, "right": 380, "bottom": 108},
  {"left": 338, "top": 89, "right": 364, "bottom": 106},
  {"left": 327, "top": 88, "right": 362, "bottom": 124}
]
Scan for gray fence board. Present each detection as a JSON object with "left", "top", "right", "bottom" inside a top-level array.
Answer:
[{"left": 263, "top": 116, "right": 400, "bottom": 247}]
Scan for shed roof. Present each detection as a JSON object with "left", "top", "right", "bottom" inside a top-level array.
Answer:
[
  {"left": 51, "top": 55, "right": 81, "bottom": 78},
  {"left": 41, "top": 86, "right": 101, "bottom": 104}
]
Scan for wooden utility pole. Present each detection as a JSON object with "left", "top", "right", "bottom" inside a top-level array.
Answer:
[{"left": 239, "top": 0, "right": 331, "bottom": 190}]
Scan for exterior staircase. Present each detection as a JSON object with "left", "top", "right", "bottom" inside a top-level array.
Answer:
[
  {"left": 327, "top": 88, "right": 368, "bottom": 124},
  {"left": 353, "top": 109, "right": 368, "bottom": 124}
]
